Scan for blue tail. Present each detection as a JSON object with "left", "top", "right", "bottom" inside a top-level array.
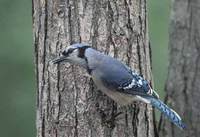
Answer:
[{"left": 148, "top": 97, "right": 186, "bottom": 129}]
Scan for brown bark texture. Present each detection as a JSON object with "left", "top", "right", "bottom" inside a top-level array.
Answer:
[
  {"left": 33, "top": 0, "right": 157, "bottom": 137},
  {"left": 159, "top": 0, "right": 200, "bottom": 137}
]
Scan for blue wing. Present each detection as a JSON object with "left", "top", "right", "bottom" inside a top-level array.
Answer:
[{"left": 99, "top": 60, "right": 153, "bottom": 97}]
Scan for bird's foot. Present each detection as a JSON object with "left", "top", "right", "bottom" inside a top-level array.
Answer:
[{"left": 101, "top": 111, "right": 123, "bottom": 128}]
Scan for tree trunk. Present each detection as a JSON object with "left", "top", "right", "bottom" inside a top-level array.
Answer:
[
  {"left": 159, "top": 0, "right": 200, "bottom": 137},
  {"left": 33, "top": 0, "right": 157, "bottom": 136}
]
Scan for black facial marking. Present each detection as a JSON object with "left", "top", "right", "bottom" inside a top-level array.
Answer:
[
  {"left": 84, "top": 57, "right": 93, "bottom": 74},
  {"left": 78, "top": 46, "right": 90, "bottom": 58},
  {"left": 78, "top": 46, "right": 92, "bottom": 74},
  {"left": 62, "top": 50, "right": 68, "bottom": 56},
  {"left": 62, "top": 48, "right": 75, "bottom": 56}
]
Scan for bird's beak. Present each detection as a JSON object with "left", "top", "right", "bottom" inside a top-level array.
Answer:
[{"left": 51, "top": 56, "right": 67, "bottom": 64}]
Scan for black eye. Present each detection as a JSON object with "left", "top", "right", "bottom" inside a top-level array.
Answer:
[
  {"left": 68, "top": 48, "right": 74, "bottom": 54},
  {"left": 62, "top": 50, "right": 68, "bottom": 56},
  {"left": 62, "top": 48, "right": 75, "bottom": 56}
]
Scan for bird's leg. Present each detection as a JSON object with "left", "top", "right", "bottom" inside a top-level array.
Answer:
[
  {"left": 96, "top": 102, "right": 125, "bottom": 128},
  {"left": 102, "top": 104, "right": 137, "bottom": 128},
  {"left": 102, "top": 111, "right": 123, "bottom": 126}
]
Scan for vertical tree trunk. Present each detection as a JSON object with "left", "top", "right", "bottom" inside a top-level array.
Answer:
[
  {"left": 33, "top": 0, "right": 157, "bottom": 136},
  {"left": 159, "top": 0, "right": 200, "bottom": 137}
]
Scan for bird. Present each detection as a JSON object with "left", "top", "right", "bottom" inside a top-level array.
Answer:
[{"left": 52, "top": 43, "right": 185, "bottom": 129}]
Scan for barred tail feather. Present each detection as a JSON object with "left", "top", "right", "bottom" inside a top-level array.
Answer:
[{"left": 148, "top": 97, "right": 186, "bottom": 129}]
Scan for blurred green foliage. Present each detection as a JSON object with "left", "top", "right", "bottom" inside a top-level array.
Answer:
[
  {"left": 0, "top": 0, "right": 169, "bottom": 136},
  {"left": 0, "top": 0, "right": 35, "bottom": 137},
  {"left": 148, "top": 0, "right": 170, "bottom": 100}
]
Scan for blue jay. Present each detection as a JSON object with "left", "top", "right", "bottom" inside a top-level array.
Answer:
[{"left": 52, "top": 43, "right": 185, "bottom": 129}]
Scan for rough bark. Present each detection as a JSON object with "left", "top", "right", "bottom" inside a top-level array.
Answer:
[
  {"left": 159, "top": 0, "right": 200, "bottom": 137},
  {"left": 33, "top": 0, "right": 157, "bottom": 137}
]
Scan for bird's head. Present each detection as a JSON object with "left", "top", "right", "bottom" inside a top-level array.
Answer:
[{"left": 52, "top": 43, "right": 91, "bottom": 67}]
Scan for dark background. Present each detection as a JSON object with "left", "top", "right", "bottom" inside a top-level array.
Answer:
[{"left": 0, "top": 0, "right": 170, "bottom": 136}]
